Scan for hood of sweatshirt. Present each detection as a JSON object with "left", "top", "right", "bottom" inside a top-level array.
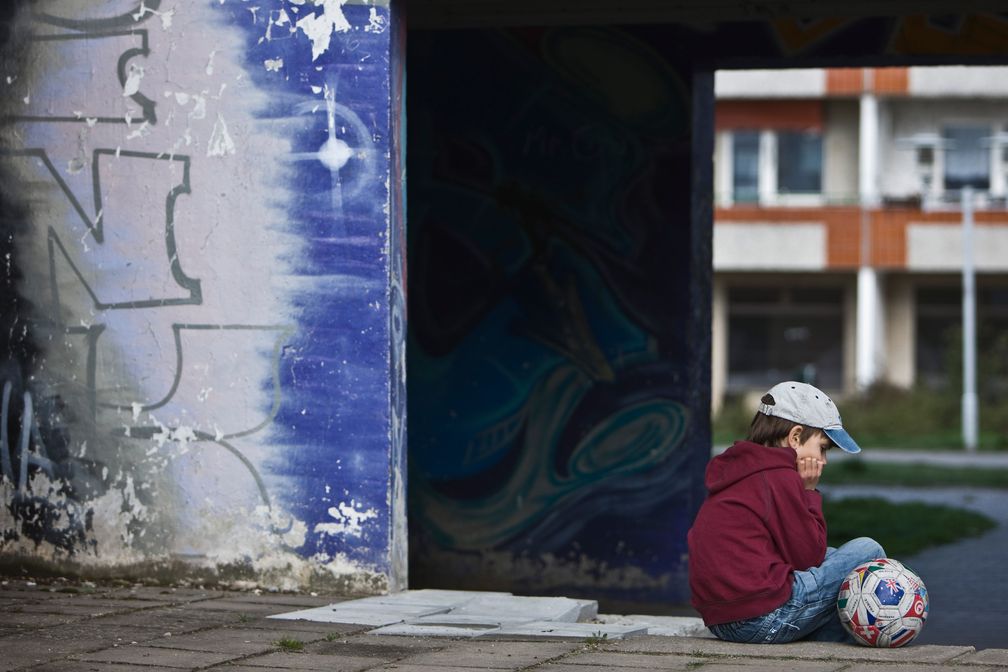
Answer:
[{"left": 705, "top": 441, "right": 797, "bottom": 495}]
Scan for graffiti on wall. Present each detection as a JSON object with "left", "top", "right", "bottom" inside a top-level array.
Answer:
[
  {"left": 407, "top": 27, "right": 708, "bottom": 603},
  {"left": 0, "top": 0, "right": 400, "bottom": 590}
]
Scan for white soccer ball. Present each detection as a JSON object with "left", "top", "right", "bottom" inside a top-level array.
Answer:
[{"left": 837, "top": 557, "right": 929, "bottom": 647}]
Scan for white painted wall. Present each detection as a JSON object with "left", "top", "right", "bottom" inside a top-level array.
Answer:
[
  {"left": 713, "top": 222, "right": 826, "bottom": 270},
  {"left": 909, "top": 66, "right": 1008, "bottom": 98},
  {"left": 715, "top": 68, "right": 825, "bottom": 98},
  {"left": 907, "top": 224, "right": 1008, "bottom": 271}
]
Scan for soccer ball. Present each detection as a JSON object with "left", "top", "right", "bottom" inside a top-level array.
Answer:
[{"left": 837, "top": 557, "right": 929, "bottom": 647}]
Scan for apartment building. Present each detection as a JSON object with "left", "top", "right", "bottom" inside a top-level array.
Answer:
[{"left": 713, "top": 66, "right": 1008, "bottom": 410}]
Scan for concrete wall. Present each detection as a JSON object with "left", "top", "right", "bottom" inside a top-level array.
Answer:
[{"left": 0, "top": 0, "right": 405, "bottom": 592}]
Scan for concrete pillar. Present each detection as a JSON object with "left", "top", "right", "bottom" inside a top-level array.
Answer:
[
  {"left": 886, "top": 276, "right": 916, "bottom": 388},
  {"left": 0, "top": 0, "right": 407, "bottom": 593},
  {"left": 855, "top": 83, "right": 885, "bottom": 389},
  {"left": 711, "top": 277, "right": 729, "bottom": 415}
]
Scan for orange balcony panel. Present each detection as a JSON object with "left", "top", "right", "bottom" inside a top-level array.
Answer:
[
  {"left": 826, "top": 68, "right": 863, "bottom": 95},
  {"left": 715, "top": 100, "right": 823, "bottom": 131},
  {"left": 873, "top": 67, "right": 909, "bottom": 95}
]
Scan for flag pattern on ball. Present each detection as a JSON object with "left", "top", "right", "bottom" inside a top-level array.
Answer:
[{"left": 837, "top": 557, "right": 929, "bottom": 647}]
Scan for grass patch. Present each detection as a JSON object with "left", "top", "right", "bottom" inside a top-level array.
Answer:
[
  {"left": 274, "top": 637, "right": 305, "bottom": 652},
  {"left": 821, "top": 459, "right": 1008, "bottom": 489},
  {"left": 823, "top": 496, "right": 996, "bottom": 557}
]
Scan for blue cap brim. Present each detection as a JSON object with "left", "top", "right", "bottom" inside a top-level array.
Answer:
[{"left": 824, "top": 427, "right": 861, "bottom": 454}]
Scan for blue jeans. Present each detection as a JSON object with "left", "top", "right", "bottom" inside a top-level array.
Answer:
[{"left": 709, "top": 537, "right": 885, "bottom": 644}]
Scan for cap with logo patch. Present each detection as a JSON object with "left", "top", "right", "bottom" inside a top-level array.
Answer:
[{"left": 758, "top": 381, "right": 861, "bottom": 454}]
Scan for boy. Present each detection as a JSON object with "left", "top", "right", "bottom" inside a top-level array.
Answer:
[{"left": 688, "top": 381, "right": 884, "bottom": 644}]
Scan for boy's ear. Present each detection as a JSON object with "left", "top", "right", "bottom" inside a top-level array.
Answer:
[{"left": 787, "top": 424, "right": 804, "bottom": 448}]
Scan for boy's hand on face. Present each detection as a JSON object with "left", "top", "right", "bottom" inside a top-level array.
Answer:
[{"left": 797, "top": 456, "right": 823, "bottom": 490}]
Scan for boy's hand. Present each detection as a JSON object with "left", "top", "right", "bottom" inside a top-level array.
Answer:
[{"left": 797, "top": 456, "right": 823, "bottom": 490}]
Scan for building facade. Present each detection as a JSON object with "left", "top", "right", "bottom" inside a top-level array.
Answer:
[{"left": 713, "top": 66, "right": 1008, "bottom": 410}]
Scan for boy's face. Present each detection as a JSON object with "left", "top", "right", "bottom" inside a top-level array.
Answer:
[{"left": 785, "top": 426, "right": 832, "bottom": 466}]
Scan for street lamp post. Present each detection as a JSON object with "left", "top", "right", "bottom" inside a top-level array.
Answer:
[
  {"left": 897, "top": 133, "right": 978, "bottom": 451},
  {"left": 961, "top": 185, "right": 978, "bottom": 452}
]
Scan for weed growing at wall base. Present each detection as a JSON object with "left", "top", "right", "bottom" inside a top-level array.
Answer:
[{"left": 274, "top": 638, "right": 305, "bottom": 652}]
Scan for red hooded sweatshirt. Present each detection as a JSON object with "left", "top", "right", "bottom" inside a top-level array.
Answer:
[{"left": 687, "top": 440, "right": 827, "bottom": 626}]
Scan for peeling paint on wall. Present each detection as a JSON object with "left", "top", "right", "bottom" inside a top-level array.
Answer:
[{"left": 0, "top": 0, "right": 402, "bottom": 592}]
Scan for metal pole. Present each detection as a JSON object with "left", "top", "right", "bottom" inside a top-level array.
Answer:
[{"left": 962, "top": 186, "right": 978, "bottom": 452}]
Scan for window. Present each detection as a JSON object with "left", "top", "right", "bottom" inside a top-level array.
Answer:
[
  {"left": 943, "top": 125, "right": 990, "bottom": 192},
  {"left": 915, "top": 285, "right": 1008, "bottom": 392},
  {"left": 732, "top": 130, "right": 760, "bottom": 203},
  {"left": 722, "top": 128, "right": 823, "bottom": 205},
  {"left": 727, "top": 286, "right": 843, "bottom": 392},
  {"left": 777, "top": 130, "right": 822, "bottom": 195}
]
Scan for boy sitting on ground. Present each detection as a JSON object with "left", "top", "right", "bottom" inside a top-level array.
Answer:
[{"left": 688, "top": 381, "right": 884, "bottom": 643}]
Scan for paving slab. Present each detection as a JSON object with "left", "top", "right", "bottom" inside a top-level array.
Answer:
[
  {"left": 371, "top": 621, "right": 503, "bottom": 638},
  {"left": 371, "top": 667, "right": 514, "bottom": 672},
  {"left": 392, "top": 639, "right": 578, "bottom": 669},
  {"left": 484, "top": 621, "right": 648, "bottom": 640},
  {"left": 72, "top": 644, "right": 244, "bottom": 668},
  {"left": 270, "top": 602, "right": 453, "bottom": 626},
  {"left": 449, "top": 594, "right": 592, "bottom": 624},
  {"left": 144, "top": 626, "right": 328, "bottom": 655},
  {"left": 949, "top": 648, "right": 1008, "bottom": 665},
  {"left": 840, "top": 666, "right": 1006, "bottom": 672},
  {"left": 186, "top": 598, "right": 300, "bottom": 615},
  {"left": 361, "top": 589, "right": 511, "bottom": 607},
  {"left": 224, "top": 651, "right": 386, "bottom": 671},
  {"left": 595, "top": 614, "right": 709, "bottom": 637},
  {"left": 30, "top": 663, "right": 183, "bottom": 672},
  {"left": 0, "top": 611, "right": 82, "bottom": 628},
  {"left": 610, "top": 634, "right": 975, "bottom": 662},
  {"left": 241, "top": 617, "right": 369, "bottom": 636},
  {"left": 559, "top": 651, "right": 710, "bottom": 668},
  {"left": 93, "top": 605, "right": 244, "bottom": 633}
]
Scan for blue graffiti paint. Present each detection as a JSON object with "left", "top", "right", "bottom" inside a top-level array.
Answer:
[{"left": 211, "top": 1, "right": 395, "bottom": 571}]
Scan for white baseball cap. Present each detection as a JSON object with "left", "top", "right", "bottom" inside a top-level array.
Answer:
[{"left": 758, "top": 381, "right": 861, "bottom": 454}]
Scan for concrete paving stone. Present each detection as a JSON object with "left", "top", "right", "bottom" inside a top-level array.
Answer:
[
  {"left": 0, "top": 611, "right": 82, "bottom": 628},
  {"left": 106, "top": 585, "right": 226, "bottom": 602},
  {"left": 950, "top": 648, "right": 1008, "bottom": 665},
  {"left": 185, "top": 598, "right": 299, "bottom": 615},
  {"left": 270, "top": 602, "right": 452, "bottom": 626},
  {"left": 223, "top": 652, "right": 381, "bottom": 671},
  {"left": 219, "top": 593, "right": 335, "bottom": 608},
  {"left": 392, "top": 639, "right": 578, "bottom": 669},
  {"left": 72, "top": 644, "right": 243, "bottom": 668},
  {"left": 534, "top": 665, "right": 694, "bottom": 672},
  {"left": 144, "top": 625, "right": 329, "bottom": 655},
  {"left": 595, "top": 614, "right": 709, "bottom": 637},
  {"left": 240, "top": 617, "right": 369, "bottom": 636},
  {"left": 301, "top": 636, "right": 448, "bottom": 659},
  {"left": 691, "top": 663, "right": 851, "bottom": 672},
  {"left": 30, "top": 664, "right": 183, "bottom": 672},
  {"left": 610, "top": 635, "right": 975, "bottom": 663},
  {"left": 370, "top": 622, "right": 501, "bottom": 638},
  {"left": 9, "top": 600, "right": 151, "bottom": 618},
  {"left": 0, "top": 634, "right": 107, "bottom": 669},
  {"left": 450, "top": 595, "right": 591, "bottom": 624},
  {"left": 350, "top": 589, "right": 511, "bottom": 609},
  {"left": 840, "top": 666, "right": 1007, "bottom": 672},
  {"left": 371, "top": 666, "right": 523, "bottom": 672},
  {"left": 92, "top": 605, "right": 241, "bottom": 632},
  {"left": 338, "top": 633, "right": 452, "bottom": 654},
  {"left": 485, "top": 621, "right": 648, "bottom": 640},
  {"left": 558, "top": 651, "right": 712, "bottom": 668},
  {"left": 31, "top": 622, "right": 171, "bottom": 646}
]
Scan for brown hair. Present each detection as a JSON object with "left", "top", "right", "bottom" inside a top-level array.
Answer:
[{"left": 746, "top": 394, "right": 826, "bottom": 447}]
